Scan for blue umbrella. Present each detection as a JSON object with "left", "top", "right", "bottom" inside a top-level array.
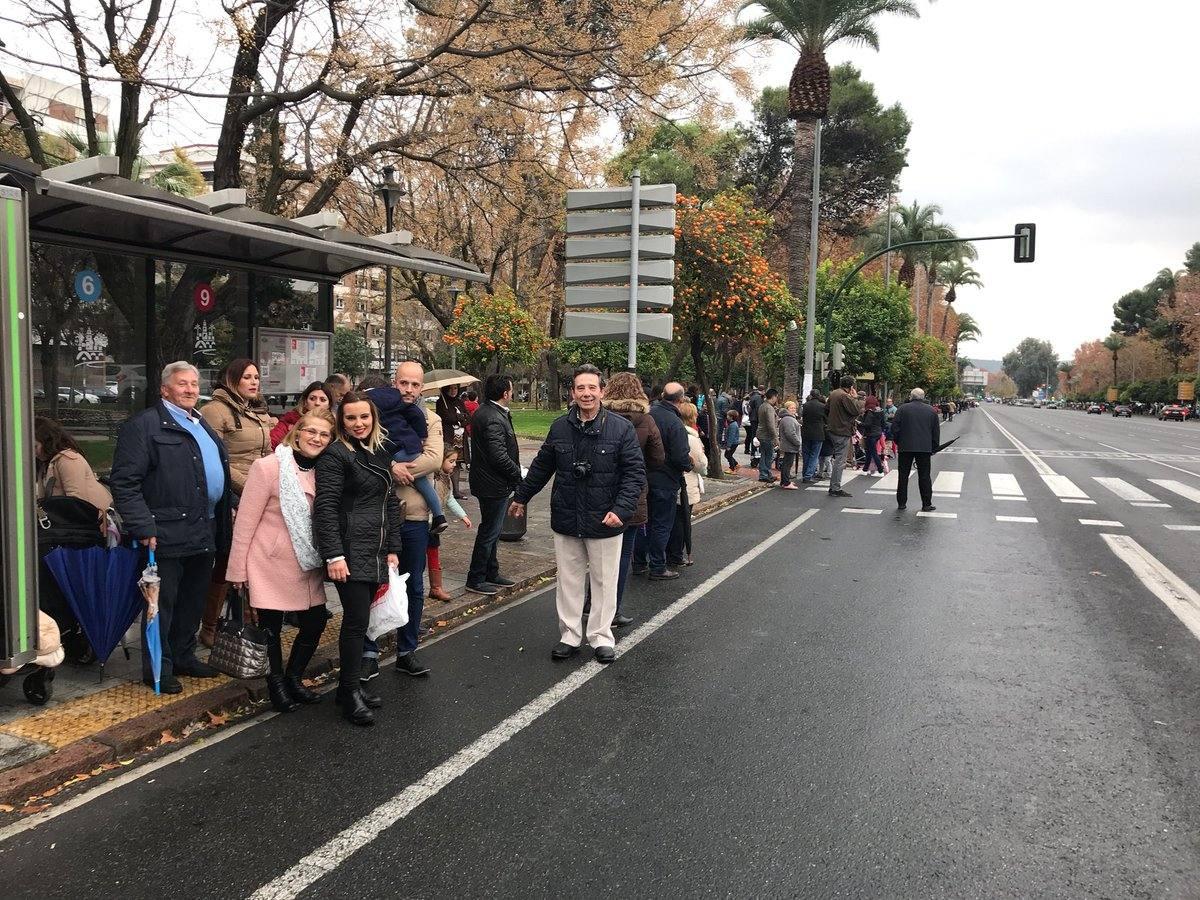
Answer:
[
  {"left": 44, "top": 544, "right": 144, "bottom": 670},
  {"left": 140, "top": 549, "right": 162, "bottom": 695}
]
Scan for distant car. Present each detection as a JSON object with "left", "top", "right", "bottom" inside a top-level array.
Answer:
[
  {"left": 1087, "top": 404, "right": 1103, "bottom": 414},
  {"left": 1112, "top": 405, "right": 1131, "bottom": 418},
  {"left": 1160, "top": 404, "right": 1188, "bottom": 421},
  {"left": 57, "top": 386, "right": 100, "bottom": 405}
]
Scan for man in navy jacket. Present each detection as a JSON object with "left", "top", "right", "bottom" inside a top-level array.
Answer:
[
  {"left": 510, "top": 365, "right": 645, "bottom": 664},
  {"left": 633, "top": 382, "right": 693, "bottom": 580},
  {"left": 110, "top": 361, "right": 233, "bottom": 693}
]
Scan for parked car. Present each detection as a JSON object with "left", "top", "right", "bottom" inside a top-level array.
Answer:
[
  {"left": 1160, "top": 404, "right": 1188, "bottom": 421},
  {"left": 1087, "top": 404, "right": 1103, "bottom": 414},
  {"left": 1112, "top": 405, "right": 1132, "bottom": 418},
  {"left": 57, "top": 386, "right": 100, "bottom": 405}
]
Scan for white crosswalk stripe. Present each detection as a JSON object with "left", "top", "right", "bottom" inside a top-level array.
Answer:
[
  {"left": 1080, "top": 519, "right": 1123, "bottom": 527},
  {"left": 932, "top": 470, "right": 963, "bottom": 496},
  {"left": 1164, "top": 525, "right": 1200, "bottom": 531},
  {"left": 867, "top": 470, "right": 899, "bottom": 493},
  {"left": 843, "top": 508, "right": 882, "bottom": 515},
  {"left": 1150, "top": 479, "right": 1200, "bottom": 505},
  {"left": 996, "top": 515, "right": 1038, "bottom": 523},
  {"left": 1093, "top": 476, "right": 1160, "bottom": 503},
  {"left": 989, "top": 473, "right": 1026, "bottom": 501},
  {"left": 1040, "top": 473, "right": 1092, "bottom": 502}
]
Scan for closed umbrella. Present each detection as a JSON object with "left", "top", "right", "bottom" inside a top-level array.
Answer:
[
  {"left": 44, "top": 544, "right": 144, "bottom": 678},
  {"left": 139, "top": 549, "right": 162, "bottom": 695}
]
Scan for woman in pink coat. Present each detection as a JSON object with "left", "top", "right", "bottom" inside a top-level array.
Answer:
[{"left": 227, "top": 410, "right": 335, "bottom": 712}]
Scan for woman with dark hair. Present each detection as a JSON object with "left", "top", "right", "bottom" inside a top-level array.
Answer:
[
  {"left": 199, "top": 358, "right": 276, "bottom": 646},
  {"left": 313, "top": 391, "right": 404, "bottom": 726},
  {"left": 269, "top": 381, "right": 332, "bottom": 449},
  {"left": 435, "top": 385, "right": 470, "bottom": 498},
  {"left": 859, "top": 395, "right": 886, "bottom": 476},
  {"left": 34, "top": 416, "right": 111, "bottom": 513}
]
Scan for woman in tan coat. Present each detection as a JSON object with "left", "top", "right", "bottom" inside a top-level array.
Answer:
[
  {"left": 34, "top": 417, "right": 112, "bottom": 513},
  {"left": 199, "top": 358, "right": 276, "bottom": 646}
]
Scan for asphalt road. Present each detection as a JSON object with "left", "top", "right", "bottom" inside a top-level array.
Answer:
[{"left": 3, "top": 403, "right": 1200, "bottom": 898}]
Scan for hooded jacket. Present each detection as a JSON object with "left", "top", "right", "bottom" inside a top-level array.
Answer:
[
  {"left": 199, "top": 386, "right": 275, "bottom": 495},
  {"left": 514, "top": 407, "right": 646, "bottom": 539},
  {"left": 777, "top": 410, "right": 802, "bottom": 453},
  {"left": 602, "top": 396, "right": 665, "bottom": 526}
]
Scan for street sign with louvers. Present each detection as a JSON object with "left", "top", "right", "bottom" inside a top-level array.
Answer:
[{"left": 563, "top": 175, "right": 676, "bottom": 366}]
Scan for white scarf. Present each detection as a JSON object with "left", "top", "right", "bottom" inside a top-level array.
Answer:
[{"left": 275, "top": 444, "right": 322, "bottom": 571}]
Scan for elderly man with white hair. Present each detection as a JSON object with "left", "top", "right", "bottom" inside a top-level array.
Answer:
[
  {"left": 110, "top": 361, "right": 233, "bottom": 694},
  {"left": 889, "top": 387, "right": 941, "bottom": 512}
]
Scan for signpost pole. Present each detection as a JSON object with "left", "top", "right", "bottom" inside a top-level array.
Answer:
[{"left": 627, "top": 168, "right": 641, "bottom": 370}]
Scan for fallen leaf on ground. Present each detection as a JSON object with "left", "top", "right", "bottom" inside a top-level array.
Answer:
[
  {"left": 20, "top": 804, "right": 50, "bottom": 814},
  {"left": 1089, "top": 571, "right": 1107, "bottom": 577},
  {"left": 119, "top": 759, "right": 134, "bottom": 766},
  {"left": 159, "top": 730, "right": 178, "bottom": 744},
  {"left": 0, "top": 804, "right": 15, "bottom": 813},
  {"left": 206, "top": 711, "right": 228, "bottom": 726},
  {"left": 435, "top": 620, "right": 449, "bottom": 627},
  {"left": 40, "top": 787, "right": 61, "bottom": 797}
]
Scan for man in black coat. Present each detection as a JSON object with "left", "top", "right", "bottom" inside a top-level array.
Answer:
[
  {"left": 466, "top": 373, "right": 524, "bottom": 595},
  {"left": 510, "top": 365, "right": 645, "bottom": 664},
  {"left": 890, "top": 387, "right": 941, "bottom": 512},
  {"left": 743, "top": 387, "right": 763, "bottom": 454},
  {"left": 109, "top": 361, "right": 233, "bottom": 694},
  {"left": 800, "top": 390, "right": 827, "bottom": 483},
  {"left": 633, "top": 381, "right": 693, "bottom": 580}
]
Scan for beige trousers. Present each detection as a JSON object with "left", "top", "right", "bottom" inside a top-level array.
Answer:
[{"left": 553, "top": 533, "right": 623, "bottom": 649}]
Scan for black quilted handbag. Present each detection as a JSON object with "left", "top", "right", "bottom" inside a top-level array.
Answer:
[{"left": 208, "top": 589, "right": 269, "bottom": 679}]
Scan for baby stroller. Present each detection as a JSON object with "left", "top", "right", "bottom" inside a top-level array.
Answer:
[
  {"left": 749, "top": 436, "right": 761, "bottom": 470},
  {"left": 1, "top": 611, "right": 65, "bottom": 705}
]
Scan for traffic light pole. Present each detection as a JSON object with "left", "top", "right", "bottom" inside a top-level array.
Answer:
[{"left": 822, "top": 230, "right": 1032, "bottom": 389}]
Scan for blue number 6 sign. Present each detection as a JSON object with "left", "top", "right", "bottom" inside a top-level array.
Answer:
[{"left": 74, "top": 269, "right": 103, "bottom": 304}]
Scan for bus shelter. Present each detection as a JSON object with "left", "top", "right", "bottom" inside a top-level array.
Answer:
[{"left": 0, "top": 152, "right": 485, "bottom": 669}]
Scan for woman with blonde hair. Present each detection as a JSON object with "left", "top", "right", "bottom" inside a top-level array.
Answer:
[
  {"left": 227, "top": 409, "right": 335, "bottom": 712},
  {"left": 668, "top": 402, "right": 709, "bottom": 567},
  {"left": 313, "top": 391, "right": 404, "bottom": 726}
]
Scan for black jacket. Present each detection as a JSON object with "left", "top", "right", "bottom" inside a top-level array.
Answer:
[
  {"left": 313, "top": 440, "right": 405, "bottom": 584},
  {"left": 514, "top": 408, "right": 646, "bottom": 539},
  {"left": 801, "top": 398, "right": 827, "bottom": 442},
  {"left": 648, "top": 400, "right": 694, "bottom": 493},
  {"left": 860, "top": 408, "right": 885, "bottom": 438},
  {"left": 891, "top": 400, "right": 941, "bottom": 454},
  {"left": 110, "top": 402, "right": 233, "bottom": 558},
  {"left": 747, "top": 391, "right": 763, "bottom": 426},
  {"left": 469, "top": 401, "right": 523, "bottom": 499}
]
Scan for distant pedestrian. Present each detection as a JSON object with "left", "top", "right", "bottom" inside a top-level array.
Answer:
[
  {"left": 109, "top": 361, "right": 232, "bottom": 694},
  {"left": 668, "top": 402, "right": 708, "bottom": 566},
  {"left": 824, "top": 377, "right": 863, "bottom": 498},
  {"left": 723, "top": 409, "right": 741, "bottom": 473},
  {"left": 891, "top": 387, "right": 941, "bottom": 512},
  {"left": 465, "top": 373, "right": 523, "bottom": 596},
  {"left": 776, "top": 400, "right": 802, "bottom": 490},
  {"left": 800, "top": 390, "right": 827, "bottom": 483},
  {"left": 313, "top": 391, "right": 404, "bottom": 726},
  {"left": 757, "top": 388, "right": 780, "bottom": 482},
  {"left": 324, "top": 373, "right": 351, "bottom": 406},
  {"left": 744, "top": 387, "right": 763, "bottom": 454},
  {"left": 510, "top": 365, "right": 646, "bottom": 664}
]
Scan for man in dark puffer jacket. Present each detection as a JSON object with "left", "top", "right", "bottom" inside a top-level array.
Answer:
[{"left": 510, "top": 365, "right": 645, "bottom": 665}]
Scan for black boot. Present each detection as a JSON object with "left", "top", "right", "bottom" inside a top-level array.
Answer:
[
  {"left": 357, "top": 678, "right": 383, "bottom": 709},
  {"left": 335, "top": 686, "right": 375, "bottom": 726},
  {"left": 266, "top": 674, "right": 300, "bottom": 713},
  {"left": 285, "top": 639, "right": 322, "bottom": 704}
]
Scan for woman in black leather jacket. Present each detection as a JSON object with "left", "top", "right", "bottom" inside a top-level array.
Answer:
[{"left": 313, "top": 391, "right": 405, "bottom": 726}]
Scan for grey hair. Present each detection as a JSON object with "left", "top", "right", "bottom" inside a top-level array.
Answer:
[
  {"left": 909, "top": 387, "right": 926, "bottom": 401},
  {"left": 161, "top": 360, "right": 199, "bottom": 383}
]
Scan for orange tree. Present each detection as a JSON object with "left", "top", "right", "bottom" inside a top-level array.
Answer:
[
  {"left": 676, "top": 190, "right": 797, "bottom": 469},
  {"left": 444, "top": 284, "right": 551, "bottom": 374}
]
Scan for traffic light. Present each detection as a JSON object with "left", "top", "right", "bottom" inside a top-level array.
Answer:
[
  {"left": 1014, "top": 223, "right": 1036, "bottom": 263},
  {"left": 816, "top": 351, "right": 828, "bottom": 377},
  {"left": 831, "top": 342, "right": 845, "bottom": 371}
]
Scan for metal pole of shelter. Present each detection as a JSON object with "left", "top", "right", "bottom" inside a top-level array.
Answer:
[{"left": 627, "top": 168, "right": 641, "bottom": 370}]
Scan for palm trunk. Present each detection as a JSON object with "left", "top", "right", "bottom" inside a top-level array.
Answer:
[
  {"left": 939, "top": 303, "right": 952, "bottom": 343},
  {"left": 782, "top": 325, "right": 800, "bottom": 398},
  {"left": 1112, "top": 353, "right": 1119, "bottom": 387}
]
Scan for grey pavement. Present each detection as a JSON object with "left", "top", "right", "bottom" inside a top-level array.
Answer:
[{"left": 2, "top": 404, "right": 1200, "bottom": 897}]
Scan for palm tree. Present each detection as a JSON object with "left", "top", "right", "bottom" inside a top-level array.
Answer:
[
  {"left": 864, "top": 200, "right": 952, "bottom": 288},
  {"left": 936, "top": 256, "right": 983, "bottom": 341},
  {"left": 1057, "top": 360, "right": 1074, "bottom": 396},
  {"left": 1102, "top": 334, "right": 1126, "bottom": 388},
  {"left": 59, "top": 133, "right": 205, "bottom": 197},
  {"left": 742, "top": 0, "right": 920, "bottom": 388},
  {"left": 950, "top": 311, "right": 980, "bottom": 360}
]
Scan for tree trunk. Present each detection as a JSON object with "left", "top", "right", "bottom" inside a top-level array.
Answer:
[
  {"left": 788, "top": 119, "right": 817, "bottom": 299},
  {"left": 782, "top": 325, "right": 800, "bottom": 399}
]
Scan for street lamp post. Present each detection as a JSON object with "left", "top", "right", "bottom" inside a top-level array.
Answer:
[
  {"left": 446, "top": 286, "right": 463, "bottom": 370},
  {"left": 374, "top": 165, "right": 406, "bottom": 375}
]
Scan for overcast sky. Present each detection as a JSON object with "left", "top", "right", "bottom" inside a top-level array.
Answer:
[{"left": 745, "top": 0, "right": 1200, "bottom": 362}]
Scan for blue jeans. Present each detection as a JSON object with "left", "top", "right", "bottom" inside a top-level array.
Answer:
[
  {"left": 758, "top": 439, "right": 775, "bottom": 480},
  {"left": 634, "top": 482, "right": 678, "bottom": 574},
  {"left": 393, "top": 449, "right": 442, "bottom": 518},
  {"left": 801, "top": 438, "right": 823, "bottom": 480},
  {"left": 615, "top": 525, "right": 639, "bottom": 614},
  {"left": 363, "top": 519, "right": 430, "bottom": 660}
]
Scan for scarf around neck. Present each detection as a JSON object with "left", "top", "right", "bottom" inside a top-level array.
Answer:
[{"left": 275, "top": 444, "right": 322, "bottom": 571}]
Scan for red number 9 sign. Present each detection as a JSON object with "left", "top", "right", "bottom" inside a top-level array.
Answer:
[{"left": 193, "top": 282, "right": 216, "bottom": 314}]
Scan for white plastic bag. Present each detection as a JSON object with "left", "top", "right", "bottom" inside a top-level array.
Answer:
[{"left": 367, "top": 565, "right": 410, "bottom": 640}]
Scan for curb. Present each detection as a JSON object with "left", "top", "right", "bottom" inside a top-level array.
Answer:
[{"left": 0, "top": 477, "right": 765, "bottom": 808}]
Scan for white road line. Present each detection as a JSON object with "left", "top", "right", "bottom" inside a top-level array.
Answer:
[
  {"left": 1041, "top": 473, "right": 1090, "bottom": 501},
  {"left": 932, "top": 470, "right": 963, "bottom": 495},
  {"left": 996, "top": 515, "right": 1038, "bottom": 523},
  {"left": 1150, "top": 479, "right": 1200, "bottom": 505},
  {"left": 1080, "top": 519, "right": 1123, "bottom": 527},
  {"left": 869, "top": 470, "right": 899, "bottom": 491},
  {"left": 843, "top": 508, "right": 882, "bottom": 515},
  {"left": 995, "top": 496, "right": 1029, "bottom": 501},
  {"left": 248, "top": 510, "right": 822, "bottom": 900},
  {"left": 932, "top": 492, "right": 960, "bottom": 499},
  {"left": 1060, "top": 498, "right": 1096, "bottom": 505},
  {"left": 1093, "top": 477, "right": 1160, "bottom": 503},
  {"left": 981, "top": 409, "right": 1055, "bottom": 476},
  {"left": 1101, "top": 534, "right": 1200, "bottom": 643},
  {"left": 1132, "top": 501, "right": 1171, "bottom": 508},
  {"left": 989, "top": 473, "right": 1024, "bottom": 498},
  {"left": 1164, "top": 525, "right": 1200, "bottom": 532},
  {"left": 1097, "top": 440, "right": 1200, "bottom": 480},
  {"left": 916, "top": 510, "right": 956, "bottom": 519}
]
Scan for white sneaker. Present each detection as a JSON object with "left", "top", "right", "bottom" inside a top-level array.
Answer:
[{"left": 871, "top": 471, "right": 884, "bottom": 477}]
